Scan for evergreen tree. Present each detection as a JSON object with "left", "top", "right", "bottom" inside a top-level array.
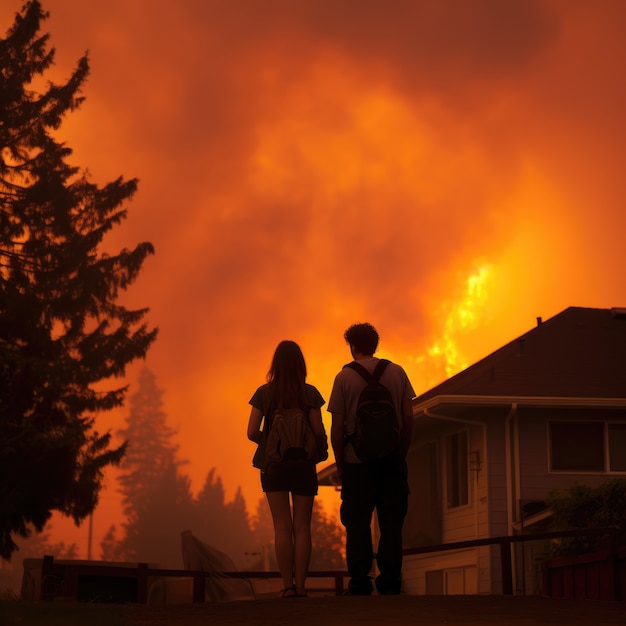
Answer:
[
  {"left": 192, "top": 471, "right": 229, "bottom": 551},
  {"left": 250, "top": 496, "right": 274, "bottom": 548},
  {"left": 189, "top": 470, "right": 255, "bottom": 568},
  {"left": 249, "top": 497, "right": 276, "bottom": 571},
  {"left": 116, "top": 368, "right": 179, "bottom": 523},
  {"left": 0, "top": 1, "right": 157, "bottom": 560},
  {"left": 249, "top": 497, "right": 345, "bottom": 571},
  {"left": 115, "top": 368, "right": 191, "bottom": 566},
  {"left": 222, "top": 487, "right": 254, "bottom": 567},
  {"left": 125, "top": 461, "right": 194, "bottom": 567},
  {"left": 310, "top": 501, "right": 345, "bottom": 570},
  {"left": 99, "top": 524, "right": 124, "bottom": 562},
  {"left": 1, "top": 524, "right": 78, "bottom": 594},
  {"left": 191, "top": 468, "right": 226, "bottom": 541}
]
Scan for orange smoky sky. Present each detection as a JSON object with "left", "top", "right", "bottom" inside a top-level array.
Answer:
[{"left": 2, "top": 0, "right": 625, "bottom": 556}]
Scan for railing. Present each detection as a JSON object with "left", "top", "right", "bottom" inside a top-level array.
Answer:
[
  {"left": 37, "top": 528, "right": 621, "bottom": 603},
  {"left": 38, "top": 555, "right": 350, "bottom": 603},
  {"left": 402, "top": 527, "right": 621, "bottom": 596}
]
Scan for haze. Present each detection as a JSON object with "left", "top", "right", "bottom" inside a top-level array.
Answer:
[{"left": 2, "top": 0, "right": 624, "bottom": 556}]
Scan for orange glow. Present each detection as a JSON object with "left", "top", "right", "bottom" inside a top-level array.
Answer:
[
  {"left": 421, "top": 262, "right": 493, "bottom": 382},
  {"left": 2, "top": 0, "right": 625, "bottom": 557}
]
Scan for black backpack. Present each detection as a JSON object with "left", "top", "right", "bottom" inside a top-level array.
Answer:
[{"left": 344, "top": 359, "right": 399, "bottom": 462}]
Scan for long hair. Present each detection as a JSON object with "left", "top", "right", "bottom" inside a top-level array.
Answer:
[{"left": 265, "top": 340, "right": 307, "bottom": 413}]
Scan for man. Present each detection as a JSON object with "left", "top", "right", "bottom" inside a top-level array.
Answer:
[{"left": 328, "top": 322, "right": 415, "bottom": 596}]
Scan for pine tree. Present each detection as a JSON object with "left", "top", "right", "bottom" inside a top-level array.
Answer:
[
  {"left": 0, "top": 2, "right": 157, "bottom": 560},
  {"left": 125, "top": 462, "right": 194, "bottom": 567},
  {"left": 249, "top": 497, "right": 274, "bottom": 548},
  {"left": 222, "top": 487, "right": 254, "bottom": 567},
  {"left": 191, "top": 470, "right": 255, "bottom": 568},
  {"left": 191, "top": 469, "right": 228, "bottom": 550},
  {"left": 1, "top": 524, "right": 78, "bottom": 593},
  {"left": 115, "top": 368, "right": 191, "bottom": 565},
  {"left": 248, "top": 497, "right": 345, "bottom": 571},
  {"left": 117, "top": 368, "right": 179, "bottom": 523},
  {"left": 99, "top": 524, "right": 124, "bottom": 562},
  {"left": 249, "top": 497, "right": 276, "bottom": 571},
  {"left": 310, "top": 501, "right": 345, "bottom": 570}
]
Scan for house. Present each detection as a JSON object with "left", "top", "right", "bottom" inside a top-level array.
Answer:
[
  {"left": 403, "top": 306, "right": 626, "bottom": 596},
  {"left": 319, "top": 306, "right": 626, "bottom": 596}
]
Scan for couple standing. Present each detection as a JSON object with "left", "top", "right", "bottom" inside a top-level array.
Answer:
[{"left": 247, "top": 322, "right": 415, "bottom": 598}]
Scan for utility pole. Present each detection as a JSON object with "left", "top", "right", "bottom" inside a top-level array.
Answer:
[{"left": 87, "top": 512, "right": 93, "bottom": 560}]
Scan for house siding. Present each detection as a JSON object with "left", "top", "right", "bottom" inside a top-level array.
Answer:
[
  {"left": 517, "top": 408, "right": 626, "bottom": 504},
  {"left": 403, "top": 548, "right": 481, "bottom": 595},
  {"left": 406, "top": 402, "right": 626, "bottom": 596},
  {"left": 406, "top": 307, "right": 626, "bottom": 597},
  {"left": 485, "top": 416, "right": 510, "bottom": 594},
  {"left": 404, "top": 419, "right": 491, "bottom": 594},
  {"left": 513, "top": 407, "right": 626, "bottom": 594},
  {"left": 486, "top": 424, "right": 509, "bottom": 533}
]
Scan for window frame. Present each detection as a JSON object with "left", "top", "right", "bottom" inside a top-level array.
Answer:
[
  {"left": 445, "top": 430, "right": 470, "bottom": 509},
  {"left": 548, "top": 419, "right": 626, "bottom": 474}
]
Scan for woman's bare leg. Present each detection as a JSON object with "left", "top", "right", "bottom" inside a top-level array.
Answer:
[
  {"left": 266, "top": 491, "right": 294, "bottom": 591},
  {"left": 292, "top": 494, "right": 314, "bottom": 595}
]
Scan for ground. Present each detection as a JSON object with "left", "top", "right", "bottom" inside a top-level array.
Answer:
[{"left": 2, "top": 595, "right": 626, "bottom": 626}]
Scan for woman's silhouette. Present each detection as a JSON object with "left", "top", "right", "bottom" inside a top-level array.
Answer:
[{"left": 247, "top": 340, "right": 327, "bottom": 597}]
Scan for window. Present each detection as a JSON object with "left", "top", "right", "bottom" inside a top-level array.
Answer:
[
  {"left": 446, "top": 431, "right": 468, "bottom": 508},
  {"left": 550, "top": 422, "right": 604, "bottom": 471},
  {"left": 425, "top": 567, "right": 477, "bottom": 595},
  {"left": 608, "top": 424, "right": 626, "bottom": 471},
  {"left": 549, "top": 421, "right": 626, "bottom": 472}
]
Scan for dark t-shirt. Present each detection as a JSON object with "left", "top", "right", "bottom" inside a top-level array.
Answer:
[
  {"left": 249, "top": 383, "right": 325, "bottom": 418},
  {"left": 249, "top": 383, "right": 325, "bottom": 496}
]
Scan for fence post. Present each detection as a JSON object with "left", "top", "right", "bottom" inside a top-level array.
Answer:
[
  {"left": 41, "top": 555, "right": 56, "bottom": 602},
  {"left": 334, "top": 573, "right": 345, "bottom": 596},
  {"left": 192, "top": 572, "right": 205, "bottom": 602},
  {"left": 137, "top": 563, "right": 149, "bottom": 603},
  {"left": 500, "top": 538, "right": 513, "bottom": 595}
]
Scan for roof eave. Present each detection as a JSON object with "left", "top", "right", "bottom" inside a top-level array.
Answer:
[{"left": 414, "top": 395, "right": 626, "bottom": 414}]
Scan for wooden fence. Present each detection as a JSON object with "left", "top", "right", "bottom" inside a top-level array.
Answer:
[
  {"left": 542, "top": 546, "right": 626, "bottom": 601},
  {"left": 34, "top": 555, "right": 349, "bottom": 603},
  {"left": 32, "top": 528, "right": 622, "bottom": 603}
]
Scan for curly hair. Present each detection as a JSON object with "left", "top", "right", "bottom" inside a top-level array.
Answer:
[{"left": 344, "top": 322, "right": 379, "bottom": 355}]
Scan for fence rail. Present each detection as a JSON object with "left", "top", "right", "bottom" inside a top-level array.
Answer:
[
  {"left": 36, "top": 527, "right": 621, "bottom": 603},
  {"left": 403, "top": 527, "right": 621, "bottom": 596},
  {"left": 38, "top": 556, "right": 350, "bottom": 603}
]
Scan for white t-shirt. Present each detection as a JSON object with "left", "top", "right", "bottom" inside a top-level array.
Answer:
[{"left": 327, "top": 357, "right": 415, "bottom": 463}]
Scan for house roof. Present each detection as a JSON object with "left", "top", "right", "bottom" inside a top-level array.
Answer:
[{"left": 414, "top": 307, "right": 626, "bottom": 408}]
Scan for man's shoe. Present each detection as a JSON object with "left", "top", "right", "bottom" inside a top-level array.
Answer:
[
  {"left": 375, "top": 574, "right": 401, "bottom": 595},
  {"left": 343, "top": 588, "right": 373, "bottom": 596},
  {"left": 377, "top": 587, "right": 401, "bottom": 595},
  {"left": 345, "top": 577, "right": 373, "bottom": 596}
]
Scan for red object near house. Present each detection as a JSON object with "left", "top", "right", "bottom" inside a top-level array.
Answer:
[{"left": 542, "top": 547, "right": 626, "bottom": 601}]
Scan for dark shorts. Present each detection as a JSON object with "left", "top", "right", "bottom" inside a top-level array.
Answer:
[{"left": 261, "top": 460, "right": 318, "bottom": 496}]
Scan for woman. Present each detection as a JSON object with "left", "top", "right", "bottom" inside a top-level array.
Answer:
[{"left": 247, "top": 340, "right": 327, "bottom": 598}]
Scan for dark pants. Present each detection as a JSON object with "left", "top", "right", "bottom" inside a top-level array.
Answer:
[{"left": 340, "top": 454, "right": 409, "bottom": 593}]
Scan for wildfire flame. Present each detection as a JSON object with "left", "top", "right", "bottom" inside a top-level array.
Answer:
[{"left": 415, "top": 261, "right": 494, "bottom": 387}]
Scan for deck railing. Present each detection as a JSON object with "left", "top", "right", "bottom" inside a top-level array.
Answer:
[
  {"left": 402, "top": 527, "right": 621, "bottom": 596},
  {"left": 37, "top": 556, "right": 349, "bottom": 602},
  {"left": 35, "top": 527, "right": 621, "bottom": 603}
]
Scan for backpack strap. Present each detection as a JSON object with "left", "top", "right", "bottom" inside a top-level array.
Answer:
[{"left": 344, "top": 358, "right": 390, "bottom": 383}]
